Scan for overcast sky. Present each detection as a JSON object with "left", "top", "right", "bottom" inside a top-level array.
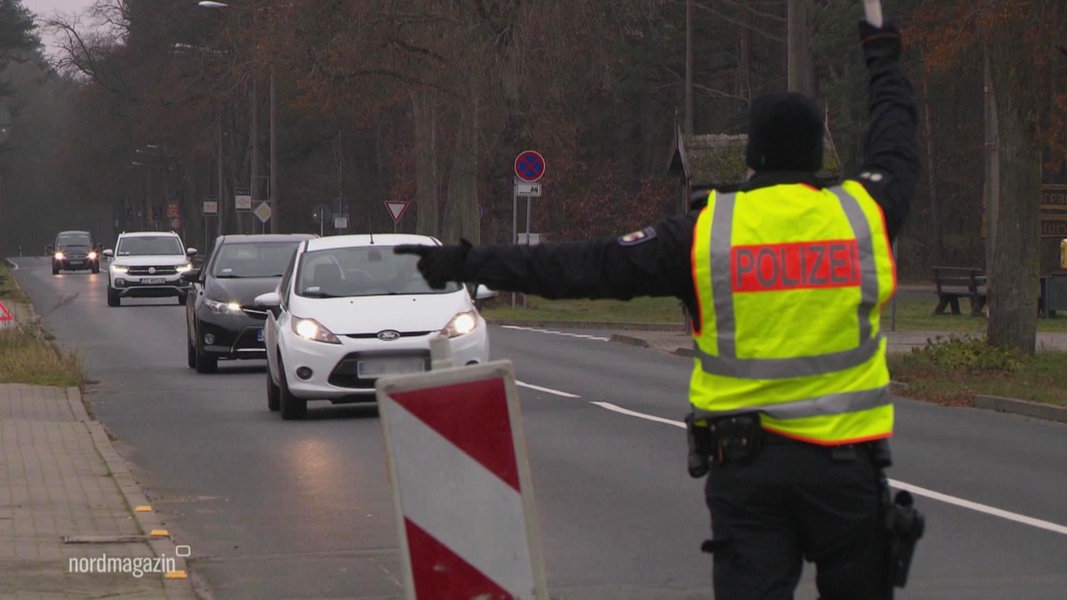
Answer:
[
  {"left": 22, "top": 0, "right": 94, "bottom": 19},
  {"left": 21, "top": 0, "right": 97, "bottom": 58}
]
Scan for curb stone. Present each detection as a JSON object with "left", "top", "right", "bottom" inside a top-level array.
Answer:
[{"left": 973, "top": 395, "right": 1067, "bottom": 424}]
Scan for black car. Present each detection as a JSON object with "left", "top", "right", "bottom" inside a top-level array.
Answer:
[
  {"left": 183, "top": 233, "right": 316, "bottom": 373},
  {"left": 48, "top": 230, "right": 100, "bottom": 274}
]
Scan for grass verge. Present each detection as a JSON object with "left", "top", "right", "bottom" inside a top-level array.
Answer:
[
  {"left": 887, "top": 335, "right": 1067, "bottom": 408},
  {"left": 0, "top": 262, "right": 85, "bottom": 387}
]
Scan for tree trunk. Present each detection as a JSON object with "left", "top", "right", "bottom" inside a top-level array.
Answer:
[
  {"left": 412, "top": 89, "right": 439, "bottom": 237},
  {"left": 441, "top": 98, "right": 480, "bottom": 244},
  {"left": 920, "top": 72, "right": 945, "bottom": 263},
  {"left": 985, "top": 17, "right": 1042, "bottom": 355},
  {"left": 787, "top": 0, "right": 815, "bottom": 96}
]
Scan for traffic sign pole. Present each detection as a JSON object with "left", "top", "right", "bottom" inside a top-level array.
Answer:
[
  {"left": 512, "top": 151, "right": 545, "bottom": 309},
  {"left": 511, "top": 180, "right": 518, "bottom": 308}
]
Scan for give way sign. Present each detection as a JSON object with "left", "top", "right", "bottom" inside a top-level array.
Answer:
[{"left": 385, "top": 201, "right": 410, "bottom": 224}]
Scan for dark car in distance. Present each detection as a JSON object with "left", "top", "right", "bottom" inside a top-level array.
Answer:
[
  {"left": 183, "top": 233, "right": 316, "bottom": 373},
  {"left": 48, "top": 231, "right": 100, "bottom": 274}
]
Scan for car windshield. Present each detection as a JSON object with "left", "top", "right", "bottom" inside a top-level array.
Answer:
[
  {"left": 57, "top": 233, "right": 92, "bottom": 248},
  {"left": 211, "top": 242, "right": 300, "bottom": 278},
  {"left": 116, "top": 236, "right": 184, "bottom": 256},
  {"left": 296, "top": 245, "right": 459, "bottom": 298}
]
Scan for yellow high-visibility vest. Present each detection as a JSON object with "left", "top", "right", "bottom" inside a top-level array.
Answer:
[{"left": 689, "top": 181, "right": 896, "bottom": 445}]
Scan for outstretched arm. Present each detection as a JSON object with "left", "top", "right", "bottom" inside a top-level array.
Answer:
[{"left": 854, "top": 19, "right": 921, "bottom": 241}]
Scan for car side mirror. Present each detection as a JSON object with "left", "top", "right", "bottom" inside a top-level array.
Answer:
[
  {"left": 254, "top": 291, "right": 281, "bottom": 308},
  {"left": 186, "top": 248, "right": 198, "bottom": 257},
  {"left": 254, "top": 291, "right": 282, "bottom": 318},
  {"left": 102, "top": 249, "right": 114, "bottom": 258},
  {"left": 180, "top": 269, "right": 201, "bottom": 283},
  {"left": 46, "top": 244, "right": 54, "bottom": 253},
  {"left": 474, "top": 284, "right": 498, "bottom": 301}
]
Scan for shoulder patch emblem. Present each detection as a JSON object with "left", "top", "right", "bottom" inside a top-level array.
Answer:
[{"left": 617, "top": 227, "right": 657, "bottom": 246}]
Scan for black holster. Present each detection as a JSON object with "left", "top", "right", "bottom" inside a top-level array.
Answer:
[
  {"left": 685, "top": 412, "right": 762, "bottom": 477},
  {"left": 684, "top": 413, "right": 711, "bottom": 478},
  {"left": 884, "top": 488, "right": 924, "bottom": 588}
]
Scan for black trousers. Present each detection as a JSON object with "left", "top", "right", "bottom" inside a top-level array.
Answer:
[{"left": 704, "top": 435, "right": 890, "bottom": 600}]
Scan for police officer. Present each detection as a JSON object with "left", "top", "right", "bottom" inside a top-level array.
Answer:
[{"left": 397, "top": 17, "right": 918, "bottom": 600}]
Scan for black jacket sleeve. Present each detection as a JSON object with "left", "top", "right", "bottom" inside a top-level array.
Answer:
[
  {"left": 852, "top": 29, "right": 921, "bottom": 242},
  {"left": 462, "top": 212, "right": 699, "bottom": 311}
]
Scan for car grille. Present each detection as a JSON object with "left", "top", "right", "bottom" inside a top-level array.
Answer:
[
  {"left": 127, "top": 265, "right": 179, "bottom": 276},
  {"left": 343, "top": 330, "right": 435, "bottom": 339},
  {"left": 234, "top": 328, "right": 264, "bottom": 351}
]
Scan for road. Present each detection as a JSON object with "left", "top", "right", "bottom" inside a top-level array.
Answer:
[{"left": 10, "top": 255, "right": 1067, "bottom": 599}]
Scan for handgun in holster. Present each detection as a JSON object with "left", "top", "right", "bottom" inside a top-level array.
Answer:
[
  {"left": 684, "top": 413, "right": 711, "bottom": 478},
  {"left": 884, "top": 489, "right": 924, "bottom": 588}
]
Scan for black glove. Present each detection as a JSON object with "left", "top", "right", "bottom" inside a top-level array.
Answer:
[
  {"left": 859, "top": 21, "right": 901, "bottom": 62},
  {"left": 393, "top": 239, "right": 472, "bottom": 289}
]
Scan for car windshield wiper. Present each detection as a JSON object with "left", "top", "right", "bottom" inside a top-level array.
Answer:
[{"left": 301, "top": 290, "right": 343, "bottom": 298}]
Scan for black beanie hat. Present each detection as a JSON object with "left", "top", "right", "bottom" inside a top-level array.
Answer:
[{"left": 745, "top": 92, "right": 824, "bottom": 173}]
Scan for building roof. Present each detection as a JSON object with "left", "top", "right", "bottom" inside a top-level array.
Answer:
[{"left": 668, "top": 127, "right": 842, "bottom": 188}]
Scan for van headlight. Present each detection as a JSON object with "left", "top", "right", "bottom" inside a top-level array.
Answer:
[
  {"left": 177, "top": 263, "right": 193, "bottom": 273},
  {"left": 292, "top": 317, "right": 341, "bottom": 344},
  {"left": 442, "top": 310, "right": 479, "bottom": 338},
  {"left": 111, "top": 264, "right": 129, "bottom": 274}
]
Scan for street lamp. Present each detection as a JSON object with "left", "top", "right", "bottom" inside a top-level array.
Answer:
[{"left": 198, "top": 0, "right": 279, "bottom": 233}]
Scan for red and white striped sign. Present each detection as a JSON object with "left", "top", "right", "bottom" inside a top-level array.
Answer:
[{"left": 376, "top": 361, "right": 547, "bottom": 599}]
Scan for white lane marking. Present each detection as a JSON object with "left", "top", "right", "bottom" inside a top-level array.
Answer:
[
  {"left": 592, "top": 401, "right": 686, "bottom": 428},
  {"left": 888, "top": 479, "right": 1067, "bottom": 536},
  {"left": 517, "top": 381, "right": 581, "bottom": 398},
  {"left": 501, "top": 325, "right": 610, "bottom": 342},
  {"left": 535, "top": 388, "right": 1067, "bottom": 537}
]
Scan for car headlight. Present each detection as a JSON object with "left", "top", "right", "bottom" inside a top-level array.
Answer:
[
  {"left": 292, "top": 317, "right": 341, "bottom": 344},
  {"left": 177, "top": 263, "right": 193, "bottom": 273},
  {"left": 111, "top": 264, "right": 129, "bottom": 274},
  {"left": 54, "top": 252, "right": 64, "bottom": 260},
  {"left": 205, "top": 298, "right": 244, "bottom": 315},
  {"left": 87, "top": 251, "right": 98, "bottom": 260},
  {"left": 442, "top": 310, "right": 479, "bottom": 338}
]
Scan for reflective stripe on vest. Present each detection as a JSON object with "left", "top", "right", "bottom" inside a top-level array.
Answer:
[
  {"left": 697, "top": 186, "right": 882, "bottom": 380},
  {"left": 692, "top": 385, "right": 891, "bottom": 421}
]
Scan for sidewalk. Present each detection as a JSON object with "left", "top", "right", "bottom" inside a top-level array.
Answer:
[{"left": 0, "top": 384, "right": 200, "bottom": 599}]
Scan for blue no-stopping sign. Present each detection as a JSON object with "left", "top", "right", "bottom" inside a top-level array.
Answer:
[{"left": 514, "top": 150, "right": 546, "bottom": 183}]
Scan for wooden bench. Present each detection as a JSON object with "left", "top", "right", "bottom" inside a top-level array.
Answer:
[{"left": 932, "top": 266, "right": 987, "bottom": 315}]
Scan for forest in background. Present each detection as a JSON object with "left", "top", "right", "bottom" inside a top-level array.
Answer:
[{"left": 1, "top": 0, "right": 1065, "bottom": 286}]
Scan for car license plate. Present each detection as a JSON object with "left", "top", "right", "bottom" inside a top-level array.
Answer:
[
  {"left": 256, "top": 328, "right": 264, "bottom": 342},
  {"left": 357, "top": 357, "right": 426, "bottom": 378},
  {"left": 69, "top": 260, "right": 83, "bottom": 266},
  {"left": 142, "top": 277, "right": 165, "bottom": 284}
]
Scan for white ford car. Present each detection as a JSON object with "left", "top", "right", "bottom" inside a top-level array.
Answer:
[{"left": 255, "top": 233, "right": 494, "bottom": 420}]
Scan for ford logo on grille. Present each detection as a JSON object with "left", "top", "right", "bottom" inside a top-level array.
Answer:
[{"left": 377, "top": 330, "right": 401, "bottom": 341}]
